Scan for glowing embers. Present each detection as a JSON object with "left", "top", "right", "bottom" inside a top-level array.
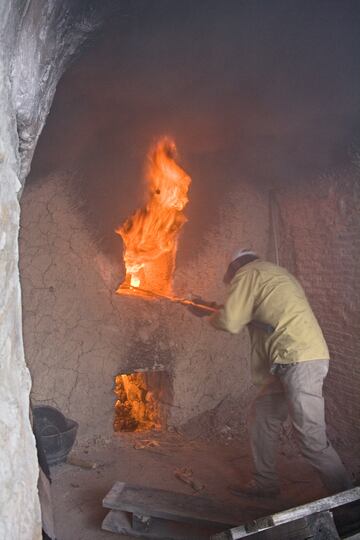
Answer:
[
  {"left": 114, "top": 371, "right": 170, "bottom": 432},
  {"left": 115, "top": 137, "right": 191, "bottom": 297}
]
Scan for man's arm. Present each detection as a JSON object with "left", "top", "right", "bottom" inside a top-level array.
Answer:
[{"left": 211, "top": 269, "right": 256, "bottom": 334}]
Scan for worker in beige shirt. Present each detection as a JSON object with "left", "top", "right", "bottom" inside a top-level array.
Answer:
[{"left": 195, "top": 249, "right": 352, "bottom": 497}]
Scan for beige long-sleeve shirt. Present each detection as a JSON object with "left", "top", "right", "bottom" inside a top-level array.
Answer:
[{"left": 212, "top": 260, "right": 329, "bottom": 384}]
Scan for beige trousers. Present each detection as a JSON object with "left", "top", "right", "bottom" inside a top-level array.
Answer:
[{"left": 251, "top": 360, "right": 352, "bottom": 494}]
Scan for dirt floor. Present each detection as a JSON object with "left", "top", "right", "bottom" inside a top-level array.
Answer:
[{"left": 51, "top": 430, "right": 331, "bottom": 540}]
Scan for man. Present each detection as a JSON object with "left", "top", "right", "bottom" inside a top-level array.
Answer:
[{"left": 194, "top": 249, "right": 352, "bottom": 498}]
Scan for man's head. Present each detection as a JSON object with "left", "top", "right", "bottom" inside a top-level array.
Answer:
[
  {"left": 231, "top": 248, "right": 258, "bottom": 262},
  {"left": 223, "top": 248, "right": 259, "bottom": 284}
]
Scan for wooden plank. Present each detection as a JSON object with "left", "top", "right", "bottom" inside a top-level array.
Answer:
[
  {"left": 232, "top": 515, "right": 338, "bottom": 540},
  {"left": 212, "top": 487, "right": 360, "bottom": 539},
  {"left": 215, "top": 517, "right": 319, "bottom": 540},
  {"left": 103, "top": 481, "right": 240, "bottom": 527},
  {"left": 132, "top": 513, "right": 152, "bottom": 532},
  {"left": 305, "top": 511, "right": 340, "bottom": 539},
  {"left": 102, "top": 510, "right": 132, "bottom": 537},
  {"left": 272, "top": 487, "right": 360, "bottom": 527},
  {"left": 102, "top": 509, "right": 225, "bottom": 540}
]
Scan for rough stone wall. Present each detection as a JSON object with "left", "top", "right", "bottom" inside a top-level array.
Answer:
[
  {"left": 276, "top": 164, "right": 360, "bottom": 452},
  {"left": 12, "top": 0, "right": 113, "bottom": 184},
  {"left": 1, "top": 3, "right": 42, "bottom": 538},
  {"left": 19, "top": 173, "right": 270, "bottom": 440},
  {"left": 0, "top": 1, "right": 113, "bottom": 538}
]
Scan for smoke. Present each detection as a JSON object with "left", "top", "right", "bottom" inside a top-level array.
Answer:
[{"left": 28, "top": 0, "right": 360, "bottom": 257}]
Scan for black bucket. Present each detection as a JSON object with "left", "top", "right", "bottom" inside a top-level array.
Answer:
[{"left": 33, "top": 405, "right": 78, "bottom": 466}]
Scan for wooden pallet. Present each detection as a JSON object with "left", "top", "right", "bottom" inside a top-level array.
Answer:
[{"left": 102, "top": 482, "right": 240, "bottom": 539}]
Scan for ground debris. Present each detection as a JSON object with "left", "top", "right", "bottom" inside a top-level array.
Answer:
[
  {"left": 174, "top": 467, "right": 205, "bottom": 492},
  {"left": 67, "top": 454, "right": 97, "bottom": 469},
  {"left": 133, "top": 439, "right": 161, "bottom": 450}
]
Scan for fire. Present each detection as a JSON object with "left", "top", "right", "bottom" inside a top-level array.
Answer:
[
  {"left": 116, "top": 137, "right": 191, "bottom": 296},
  {"left": 114, "top": 373, "right": 163, "bottom": 432}
]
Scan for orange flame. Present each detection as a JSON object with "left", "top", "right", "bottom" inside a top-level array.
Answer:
[
  {"left": 116, "top": 137, "right": 191, "bottom": 296},
  {"left": 114, "top": 373, "right": 163, "bottom": 432}
]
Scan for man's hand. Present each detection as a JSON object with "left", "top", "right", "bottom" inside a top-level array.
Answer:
[{"left": 187, "top": 297, "right": 219, "bottom": 318}]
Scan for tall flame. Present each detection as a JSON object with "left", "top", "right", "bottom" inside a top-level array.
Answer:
[{"left": 116, "top": 137, "right": 191, "bottom": 296}]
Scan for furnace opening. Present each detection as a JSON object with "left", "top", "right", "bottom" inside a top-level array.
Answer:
[{"left": 113, "top": 370, "right": 171, "bottom": 432}]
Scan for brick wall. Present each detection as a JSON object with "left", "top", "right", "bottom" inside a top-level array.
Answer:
[{"left": 276, "top": 167, "right": 360, "bottom": 450}]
